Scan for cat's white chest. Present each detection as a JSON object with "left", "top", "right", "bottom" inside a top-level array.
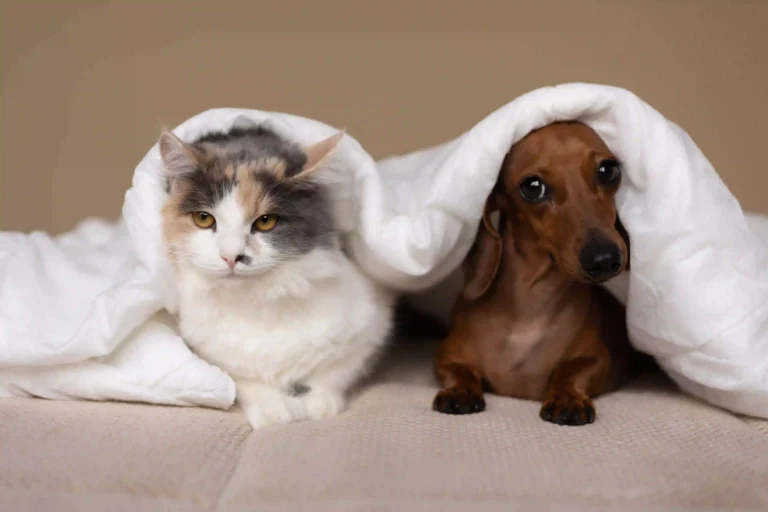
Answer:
[
  {"left": 180, "top": 284, "right": 332, "bottom": 384},
  {"left": 174, "top": 252, "right": 390, "bottom": 389}
]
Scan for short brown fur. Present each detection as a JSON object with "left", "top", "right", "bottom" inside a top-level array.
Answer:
[{"left": 433, "top": 121, "right": 650, "bottom": 426}]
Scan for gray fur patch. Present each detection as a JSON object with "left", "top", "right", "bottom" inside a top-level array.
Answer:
[
  {"left": 254, "top": 173, "right": 336, "bottom": 256},
  {"left": 235, "top": 254, "right": 252, "bottom": 266},
  {"left": 290, "top": 383, "right": 311, "bottom": 396},
  {"left": 195, "top": 126, "right": 307, "bottom": 177}
]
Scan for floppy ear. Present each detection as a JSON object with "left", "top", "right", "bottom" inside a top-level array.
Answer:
[
  {"left": 615, "top": 214, "right": 631, "bottom": 271},
  {"left": 294, "top": 131, "right": 345, "bottom": 178},
  {"left": 159, "top": 132, "right": 204, "bottom": 178},
  {"left": 462, "top": 195, "right": 504, "bottom": 301}
]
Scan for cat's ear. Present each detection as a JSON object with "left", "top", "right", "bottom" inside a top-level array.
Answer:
[
  {"left": 159, "top": 131, "right": 203, "bottom": 177},
  {"left": 298, "top": 131, "right": 345, "bottom": 177}
]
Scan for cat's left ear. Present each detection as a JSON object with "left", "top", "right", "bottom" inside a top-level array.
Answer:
[
  {"left": 159, "top": 131, "right": 204, "bottom": 178},
  {"left": 297, "top": 131, "right": 345, "bottom": 177}
]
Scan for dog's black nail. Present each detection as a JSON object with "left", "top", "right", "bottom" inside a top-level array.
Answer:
[
  {"left": 585, "top": 404, "right": 596, "bottom": 423},
  {"left": 569, "top": 407, "right": 587, "bottom": 426}
]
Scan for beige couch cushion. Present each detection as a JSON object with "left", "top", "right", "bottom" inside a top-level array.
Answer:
[
  {"left": 0, "top": 396, "right": 251, "bottom": 511},
  {"left": 2, "top": 341, "right": 767, "bottom": 511}
]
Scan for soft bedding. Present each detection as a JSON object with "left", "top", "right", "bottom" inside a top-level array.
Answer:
[{"left": 1, "top": 83, "right": 766, "bottom": 418}]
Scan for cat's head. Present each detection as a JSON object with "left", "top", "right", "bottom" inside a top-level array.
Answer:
[{"left": 159, "top": 124, "right": 344, "bottom": 280}]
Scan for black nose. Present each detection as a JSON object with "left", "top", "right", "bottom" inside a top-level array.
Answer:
[{"left": 579, "top": 242, "right": 622, "bottom": 280}]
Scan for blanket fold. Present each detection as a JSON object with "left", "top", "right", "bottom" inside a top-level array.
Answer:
[{"left": 2, "top": 83, "right": 767, "bottom": 417}]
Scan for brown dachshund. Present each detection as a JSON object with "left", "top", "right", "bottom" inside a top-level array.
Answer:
[{"left": 433, "top": 121, "right": 651, "bottom": 426}]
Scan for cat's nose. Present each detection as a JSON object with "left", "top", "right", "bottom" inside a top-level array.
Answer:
[{"left": 221, "top": 255, "right": 244, "bottom": 270}]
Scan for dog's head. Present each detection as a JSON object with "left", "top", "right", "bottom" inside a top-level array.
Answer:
[{"left": 463, "top": 121, "right": 630, "bottom": 301}]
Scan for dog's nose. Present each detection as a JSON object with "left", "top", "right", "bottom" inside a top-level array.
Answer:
[{"left": 579, "top": 242, "right": 622, "bottom": 280}]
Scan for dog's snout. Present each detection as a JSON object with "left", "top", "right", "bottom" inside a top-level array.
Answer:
[{"left": 579, "top": 242, "right": 622, "bottom": 281}]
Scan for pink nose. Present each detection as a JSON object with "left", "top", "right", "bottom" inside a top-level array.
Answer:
[{"left": 222, "top": 257, "right": 236, "bottom": 270}]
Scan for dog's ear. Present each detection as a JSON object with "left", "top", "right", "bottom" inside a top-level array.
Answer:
[
  {"left": 462, "top": 194, "right": 503, "bottom": 301},
  {"left": 615, "top": 214, "right": 630, "bottom": 271}
]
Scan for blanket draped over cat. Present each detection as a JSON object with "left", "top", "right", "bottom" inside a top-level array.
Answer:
[{"left": 1, "top": 83, "right": 767, "bottom": 419}]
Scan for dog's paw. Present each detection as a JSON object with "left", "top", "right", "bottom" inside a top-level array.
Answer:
[
  {"left": 244, "top": 394, "right": 304, "bottom": 430},
  {"left": 301, "top": 388, "right": 345, "bottom": 421},
  {"left": 433, "top": 387, "right": 485, "bottom": 415},
  {"left": 539, "top": 394, "right": 596, "bottom": 426}
]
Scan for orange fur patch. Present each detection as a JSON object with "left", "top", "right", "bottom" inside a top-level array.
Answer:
[
  {"left": 234, "top": 160, "right": 281, "bottom": 217},
  {"left": 162, "top": 183, "right": 197, "bottom": 265}
]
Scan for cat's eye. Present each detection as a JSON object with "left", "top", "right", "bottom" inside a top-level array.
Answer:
[
  {"left": 191, "top": 211, "right": 215, "bottom": 229},
  {"left": 253, "top": 214, "right": 278, "bottom": 232}
]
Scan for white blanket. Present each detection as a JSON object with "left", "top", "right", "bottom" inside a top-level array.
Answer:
[{"left": 2, "top": 83, "right": 767, "bottom": 418}]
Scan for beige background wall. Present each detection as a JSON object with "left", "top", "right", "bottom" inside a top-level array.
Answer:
[{"left": 1, "top": 1, "right": 767, "bottom": 233}]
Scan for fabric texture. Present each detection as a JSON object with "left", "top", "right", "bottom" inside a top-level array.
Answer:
[
  {"left": 2, "top": 341, "right": 767, "bottom": 512},
  {"left": 1, "top": 83, "right": 768, "bottom": 419}
]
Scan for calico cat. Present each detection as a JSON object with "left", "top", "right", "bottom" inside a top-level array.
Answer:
[{"left": 159, "top": 120, "right": 394, "bottom": 429}]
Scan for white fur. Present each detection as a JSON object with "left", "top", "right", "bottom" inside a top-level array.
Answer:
[
  {"left": 170, "top": 194, "right": 282, "bottom": 279},
  {"left": 171, "top": 192, "right": 394, "bottom": 430}
]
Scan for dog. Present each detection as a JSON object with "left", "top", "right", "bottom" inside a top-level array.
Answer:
[{"left": 432, "top": 121, "right": 652, "bottom": 426}]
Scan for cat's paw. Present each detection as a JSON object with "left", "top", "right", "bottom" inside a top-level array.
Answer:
[
  {"left": 301, "top": 388, "right": 345, "bottom": 421},
  {"left": 243, "top": 395, "right": 304, "bottom": 430}
]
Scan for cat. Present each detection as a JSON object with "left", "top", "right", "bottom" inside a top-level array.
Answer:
[{"left": 159, "top": 120, "right": 394, "bottom": 429}]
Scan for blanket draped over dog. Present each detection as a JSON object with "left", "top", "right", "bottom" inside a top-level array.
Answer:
[{"left": 1, "top": 83, "right": 767, "bottom": 417}]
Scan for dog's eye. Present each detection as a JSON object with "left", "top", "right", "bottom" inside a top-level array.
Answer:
[
  {"left": 519, "top": 176, "right": 549, "bottom": 202},
  {"left": 597, "top": 160, "right": 621, "bottom": 186}
]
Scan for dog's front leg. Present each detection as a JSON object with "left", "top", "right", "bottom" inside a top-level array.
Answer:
[
  {"left": 433, "top": 360, "right": 486, "bottom": 415},
  {"left": 539, "top": 358, "right": 601, "bottom": 426},
  {"left": 539, "top": 324, "right": 611, "bottom": 426}
]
